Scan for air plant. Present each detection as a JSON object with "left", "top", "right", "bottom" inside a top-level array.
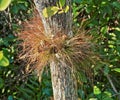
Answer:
[{"left": 18, "top": 12, "right": 96, "bottom": 82}]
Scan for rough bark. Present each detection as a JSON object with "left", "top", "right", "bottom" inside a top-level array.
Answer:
[
  {"left": 34, "top": 0, "right": 78, "bottom": 100},
  {"left": 34, "top": 0, "right": 72, "bottom": 36},
  {"left": 50, "top": 60, "right": 77, "bottom": 100}
]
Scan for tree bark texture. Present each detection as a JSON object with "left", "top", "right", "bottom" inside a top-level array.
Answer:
[
  {"left": 34, "top": 0, "right": 72, "bottom": 36},
  {"left": 34, "top": 0, "right": 78, "bottom": 100},
  {"left": 50, "top": 60, "right": 77, "bottom": 100}
]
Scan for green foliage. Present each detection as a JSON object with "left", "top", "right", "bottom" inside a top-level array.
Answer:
[
  {"left": 42, "top": 0, "right": 69, "bottom": 18},
  {"left": 16, "top": 71, "right": 53, "bottom": 100},
  {"left": 0, "top": 51, "right": 9, "bottom": 67},
  {"left": 112, "top": 68, "right": 120, "bottom": 73},
  {"left": 72, "top": 0, "right": 120, "bottom": 99},
  {"left": 59, "top": 0, "right": 65, "bottom": 8},
  {"left": 0, "top": 77, "right": 4, "bottom": 89},
  {"left": 43, "top": 6, "right": 59, "bottom": 18},
  {"left": 94, "top": 86, "right": 101, "bottom": 95},
  {"left": 11, "top": 0, "right": 31, "bottom": 15},
  {"left": 0, "top": 0, "right": 11, "bottom": 11},
  {"left": 0, "top": 0, "right": 120, "bottom": 100},
  {"left": 0, "top": 0, "right": 34, "bottom": 99}
]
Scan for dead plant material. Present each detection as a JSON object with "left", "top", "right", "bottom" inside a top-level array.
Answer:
[{"left": 18, "top": 13, "right": 95, "bottom": 82}]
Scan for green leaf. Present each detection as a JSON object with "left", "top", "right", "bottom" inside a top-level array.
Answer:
[
  {"left": 89, "top": 98, "right": 98, "bottom": 100},
  {"left": 101, "top": 93, "right": 113, "bottom": 100},
  {"left": 11, "top": 5, "right": 19, "bottom": 14},
  {"left": 64, "top": 5, "right": 69, "bottom": 13},
  {"left": 0, "top": 0, "right": 11, "bottom": 11},
  {"left": 0, "top": 77, "right": 4, "bottom": 89},
  {"left": 0, "top": 56, "right": 9, "bottom": 67},
  {"left": 73, "top": 0, "right": 82, "bottom": 3},
  {"left": 100, "top": 26, "right": 108, "bottom": 34},
  {"left": 104, "top": 66, "right": 110, "bottom": 75},
  {"left": 37, "top": 92, "right": 42, "bottom": 99},
  {"left": 104, "top": 91, "right": 112, "bottom": 97},
  {"left": 58, "top": 10, "right": 64, "bottom": 14},
  {"left": 0, "top": 51, "right": 9, "bottom": 67},
  {"left": 0, "top": 51, "right": 3, "bottom": 60},
  {"left": 78, "top": 89, "right": 85, "bottom": 99},
  {"left": 59, "top": 0, "right": 65, "bottom": 8},
  {"left": 78, "top": 71, "right": 87, "bottom": 83},
  {"left": 17, "top": 87, "right": 34, "bottom": 98},
  {"left": 26, "top": 84, "right": 36, "bottom": 91},
  {"left": 112, "top": 68, "right": 120, "bottom": 73},
  {"left": 8, "top": 95, "right": 13, "bottom": 100},
  {"left": 112, "top": 1, "right": 120, "bottom": 10},
  {"left": 101, "top": 1, "right": 107, "bottom": 5},
  {"left": 42, "top": 6, "right": 59, "bottom": 18},
  {"left": 29, "top": 79, "right": 39, "bottom": 87},
  {"left": 42, "top": 88, "right": 52, "bottom": 96},
  {"left": 94, "top": 86, "right": 101, "bottom": 95}
]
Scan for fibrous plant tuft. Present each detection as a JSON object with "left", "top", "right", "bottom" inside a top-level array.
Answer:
[{"left": 18, "top": 12, "right": 96, "bottom": 82}]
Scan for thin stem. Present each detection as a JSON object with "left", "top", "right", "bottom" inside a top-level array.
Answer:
[
  {"left": 106, "top": 74, "right": 120, "bottom": 100},
  {"left": 106, "top": 74, "right": 118, "bottom": 93}
]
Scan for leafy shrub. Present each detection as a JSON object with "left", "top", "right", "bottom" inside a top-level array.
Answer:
[
  {"left": 73, "top": 0, "right": 120, "bottom": 99},
  {"left": 0, "top": 0, "right": 34, "bottom": 99}
]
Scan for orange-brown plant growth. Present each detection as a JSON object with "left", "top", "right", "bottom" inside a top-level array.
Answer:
[{"left": 18, "top": 13, "right": 95, "bottom": 81}]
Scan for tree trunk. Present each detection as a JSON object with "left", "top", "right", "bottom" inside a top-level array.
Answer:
[
  {"left": 50, "top": 60, "right": 77, "bottom": 100},
  {"left": 34, "top": 0, "right": 78, "bottom": 99}
]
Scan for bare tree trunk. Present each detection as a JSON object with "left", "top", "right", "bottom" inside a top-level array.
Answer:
[
  {"left": 34, "top": 0, "right": 78, "bottom": 99},
  {"left": 50, "top": 60, "right": 77, "bottom": 100}
]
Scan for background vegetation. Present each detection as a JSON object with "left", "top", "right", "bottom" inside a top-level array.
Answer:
[{"left": 0, "top": 0, "right": 120, "bottom": 100}]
